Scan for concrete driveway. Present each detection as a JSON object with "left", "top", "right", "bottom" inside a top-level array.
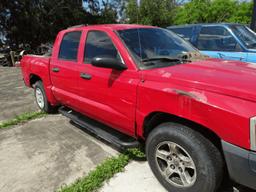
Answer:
[
  {"left": 0, "top": 114, "right": 118, "bottom": 192},
  {"left": 0, "top": 67, "right": 37, "bottom": 122},
  {"left": 100, "top": 161, "right": 256, "bottom": 192}
]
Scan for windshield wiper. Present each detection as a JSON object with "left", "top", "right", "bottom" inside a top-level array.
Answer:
[
  {"left": 141, "top": 56, "right": 182, "bottom": 63},
  {"left": 177, "top": 51, "right": 207, "bottom": 61}
]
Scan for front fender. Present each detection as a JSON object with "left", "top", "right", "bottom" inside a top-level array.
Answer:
[{"left": 136, "top": 82, "right": 255, "bottom": 150}]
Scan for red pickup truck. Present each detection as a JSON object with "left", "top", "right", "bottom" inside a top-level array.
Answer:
[{"left": 21, "top": 24, "right": 256, "bottom": 192}]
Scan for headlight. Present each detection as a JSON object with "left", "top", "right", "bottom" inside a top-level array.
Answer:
[{"left": 250, "top": 117, "right": 256, "bottom": 151}]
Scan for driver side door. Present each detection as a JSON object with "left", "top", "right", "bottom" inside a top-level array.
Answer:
[{"left": 76, "top": 29, "right": 139, "bottom": 136}]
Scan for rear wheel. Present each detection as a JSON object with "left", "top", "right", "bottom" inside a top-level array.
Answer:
[
  {"left": 146, "top": 122, "right": 224, "bottom": 192},
  {"left": 34, "top": 81, "right": 56, "bottom": 113}
]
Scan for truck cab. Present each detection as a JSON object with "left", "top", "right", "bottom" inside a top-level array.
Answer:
[{"left": 168, "top": 23, "right": 256, "bottom": 63}]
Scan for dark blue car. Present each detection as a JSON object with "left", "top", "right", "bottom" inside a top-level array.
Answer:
[{"left": 167, "top": 23, "right": 256, "bottom": 63}]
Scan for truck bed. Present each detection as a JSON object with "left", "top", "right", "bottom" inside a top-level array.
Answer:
[{"left": 20, "top": 54, "right": 51, "bottom": 87}]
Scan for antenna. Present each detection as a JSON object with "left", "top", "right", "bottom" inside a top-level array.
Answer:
[{"left": 136, "top": 0, "right": 140, "bottom": 24}]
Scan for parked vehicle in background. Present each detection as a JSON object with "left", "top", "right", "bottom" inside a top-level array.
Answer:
[
  {"left": 20, "top": 24, "right": 256, "bottom": 192},
  {"left": 168, "top": 23, "right": 256, "bottom": 63}
]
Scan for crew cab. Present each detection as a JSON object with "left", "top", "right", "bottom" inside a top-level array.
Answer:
[
  {"left": 168, "top": 23, "right": 256, "bottom": 63},
  {"left": 20, "top": 24, "right": 256, "bottom": 192}
]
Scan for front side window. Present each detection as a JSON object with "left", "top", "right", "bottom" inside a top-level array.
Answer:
[
  {"left": 230, "top": 25, "right": 256, "bottom": 49},
  {"left": 197, "top": 26, "right": 241, "bottom": 52},
  {"left": 84, "top": 31, "right": 120, "bottom": 63},
  {"left": 58, "top": 31, "right": 81, "bottom": 61}
]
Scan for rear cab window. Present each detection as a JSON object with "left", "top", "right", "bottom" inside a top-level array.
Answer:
[
  {"left": 58, "top": 31, "right": 82, "bottom": 61},
  {"left": 84, "top": 30, "right": 121, "bottom": 64},
  {"left": 169, "top": 27, "right": 194, "bottom": 41}
]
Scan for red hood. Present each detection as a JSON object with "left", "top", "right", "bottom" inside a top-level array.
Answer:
[{"left": 142, "top": 58, "right": 256, "bottom": 102}]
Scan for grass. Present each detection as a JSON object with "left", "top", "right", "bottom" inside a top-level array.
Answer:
[
  {"left": 59, "top": 148, "right": 146, "bottom": 192},
  {"left": 0, "top": 111, "right": 46, "bottom": 129}
]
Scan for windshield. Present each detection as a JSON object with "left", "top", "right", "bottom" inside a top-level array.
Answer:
[
  {"left": 230, "top": 25, "right": 256, "bottom": 49},
  {"left": 117, "top": 28, "right": 202, "bottom": 68}
]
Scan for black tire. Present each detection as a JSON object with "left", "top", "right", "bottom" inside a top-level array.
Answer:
[
  {"left": 34, "top": 81, "right": 56, "bottom": 113},
  {"left": 146, "top": 122, "right": 224, "bottom": 192}
]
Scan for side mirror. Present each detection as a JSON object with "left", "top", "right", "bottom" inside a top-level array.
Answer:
[{"left": 91, "top": 57, "right": 127, "bottom": 70}]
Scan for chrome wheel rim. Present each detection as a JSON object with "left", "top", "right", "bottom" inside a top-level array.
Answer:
[
  {"left": 35, "top": 88, "right": 44, "bottom": 109},
  {"left": 155, "top": 141, "right": 197, "bottom": 188}
]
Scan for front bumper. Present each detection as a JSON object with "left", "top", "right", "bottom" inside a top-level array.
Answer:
[{"left": 222, "top": 141, "right": 256, "bottom": 190}]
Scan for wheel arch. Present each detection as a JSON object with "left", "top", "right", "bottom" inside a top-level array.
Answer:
[
  {"left": 29, "top": 74, "right": 42, "bottom": 87},
  {"left": 143, "top": 111, "right": 223, "bottom": 153}
]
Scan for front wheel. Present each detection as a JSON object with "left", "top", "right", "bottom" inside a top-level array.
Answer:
[{"left": 146, "top": 122, "right": 224, "bottom": 192}]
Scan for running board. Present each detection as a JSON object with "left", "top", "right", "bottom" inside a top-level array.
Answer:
[{"left": 58, "top": 106, "right": 140, "bottom": 149}]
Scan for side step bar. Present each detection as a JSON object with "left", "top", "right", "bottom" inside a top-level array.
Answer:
[{"left": 58, "top": 106, "right": 140, "bottom": 149}]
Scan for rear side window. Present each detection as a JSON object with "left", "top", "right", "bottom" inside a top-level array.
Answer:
[
  {"left": 84, "top": 31, "right": 120, "bottom": 63},
  {"left": 197, "top": 26, "right": 241, "bottom": 52},
  {"left": 58, "top": 31, "right": 81, "bottom": 61},
  {"left": 169, "top": 27, "right": 193, "bottom": 41}
]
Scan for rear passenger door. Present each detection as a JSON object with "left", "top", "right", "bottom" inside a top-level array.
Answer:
[
  {"left": 50, "top": 30, "right": 82, "bottom": 108},
  {"left": 197, "top": 26, "right": 247, "bottom": 62}
]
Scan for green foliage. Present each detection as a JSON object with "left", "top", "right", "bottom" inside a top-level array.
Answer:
[
  {"left": 0, "top": 1, "right": 85, "bottom": 48},
  {"left": 174, "top": 0, "right": 211, "bottom": 24},
  {"left": 126, "top": 0, "right": 178, "bottom": 27},
  {"left": 0, "top": 0, "right": 254, "bottom": 49},
  {"left": 97, "top": 1, "right": 118, "bottom": 24},
  {"left": 0, "top": 0, "right": 121, "bottom": 49},
  {"left": 126, "top": 148, "right": 146, "bottom": 159},
  {"left": 0, "top": 111, "right": 46, "bottom": 129},
  {"left": 59, "top": 154, "right": 129, "bottom": 192},
  {"left": 126, "top": 0, "right": 139, "bottom": 24},
  {"left": 59, "top": 148, "right": 145, "bottom": 192},
  {"left": 227, "top": 1, "right": 253, "bottom": 24},
  {"left": 174, "top": 0, "right": 253, "bottom": 25}
]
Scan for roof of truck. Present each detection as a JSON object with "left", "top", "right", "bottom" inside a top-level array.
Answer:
[{"left": 66, "top": 24, "right": 157, "bottom": 31}]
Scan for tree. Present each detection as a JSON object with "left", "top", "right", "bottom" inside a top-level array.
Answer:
[
  {"left": 208, "top": 0, "right": 237, "bottom": 23},
  {"left": 109, "top": 0, "right": 128, "bottom": 23},
  {"left": 174, "top": 0, "right": 211, "bottom": 24},
  {"left": 0, "top": 0, "right": 93, "bottom": 48},
  {"left": 228, "top": 1, "right": 253, "bottom": 24},
  {"left": 250, "top": 0, "right": 256, "bottom": 30},
  {"left": 0, "top": 0, "right": 119, "bottom": 49},
  {"left": 174, "top": 0, "right": 253, "bottom": 25},
  {"left": 98, "top": 0, "right": 118, "bottom": 24},
  {"left": 126, "top": 0, "right": 178, "bottom": 27}
]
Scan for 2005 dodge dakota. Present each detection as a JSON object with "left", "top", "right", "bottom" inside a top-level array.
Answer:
[{"left": 21, "top": 24, "right": 256, "bottom": 192}]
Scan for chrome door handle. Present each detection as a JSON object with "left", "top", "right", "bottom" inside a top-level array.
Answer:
[
  {"left": 52, "top": 67, "right": 60, "bottom": 72},
  {"left": 80, "top": 73, "right": 92, "bottom": 80}
]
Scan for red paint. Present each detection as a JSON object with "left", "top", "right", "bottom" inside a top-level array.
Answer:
[{"left": 20, "top": 24, "right": 256, "bottom": 150}]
